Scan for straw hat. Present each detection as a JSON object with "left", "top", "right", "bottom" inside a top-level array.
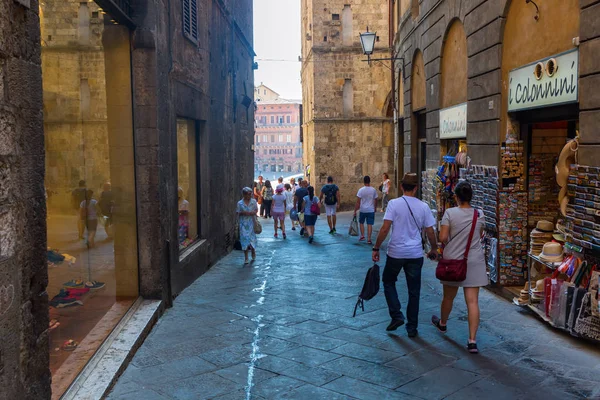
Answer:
[
  {"left": 558, "top": 186, "right": 567, "bottom": 204},
  {"left": 532, "top": 279, "right": 546, "bottom": 293},
  {"left": 539, "top": 242, "right": 564, "bottom": 263},
  {"left": 536, "top": 220, "right": 554, "bottom": 232},
  {"left": 552, "top": 233, "right": 566, "bottom": 243},
  {"left": 560, "top": 196, "right": 569, "bottom": 217},
  {"left": 555, "top": 139, "right": 578, "bottom": 188}
]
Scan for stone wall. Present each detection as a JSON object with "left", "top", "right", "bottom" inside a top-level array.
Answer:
[
  {"left": 395, "top": 0, "right": 591, "bottom": 173},
  {"left": 302, "top": 0, "right": 395, "bottom": 203},
  {"left": 0, "top": 0, "right": 50, "bottom": 399}
]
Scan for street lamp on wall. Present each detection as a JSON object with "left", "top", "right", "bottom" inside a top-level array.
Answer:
[{"left": 359, "top": 27, "right": 377, "bottom": 64}]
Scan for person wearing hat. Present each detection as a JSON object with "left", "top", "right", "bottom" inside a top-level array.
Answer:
[
  {"left": 372, "top": 173, "right": 438, "bottom": 337},
  {"left": 354, "top": 175, "right": 379, "bottom": 244},
  {"left": 271, "top": 186, "right": 288, "bottom": 239}
]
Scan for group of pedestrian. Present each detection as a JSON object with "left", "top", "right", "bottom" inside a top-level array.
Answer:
[
  {"left": 372, "top": 173, "right": 485, "bottom": 353},
  {"left": 238, "top": 171, "right": 485, "bottom": 353}
]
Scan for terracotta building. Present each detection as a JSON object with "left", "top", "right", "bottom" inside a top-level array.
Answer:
[
  {"left": 254, "top": 84, "right": 302, "bottom": 180},
  {"left": 301, "top": 0, "right": 395, "bottom": 207},
  {"left": 1, "top": 0, "right": 254, "bottom": 398}
]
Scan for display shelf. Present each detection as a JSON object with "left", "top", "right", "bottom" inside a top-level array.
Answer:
[
  {"left": 528, "top": 253, "right": 561, "bottom": 270},
  {"left": 527, "top": 304, "right": 558, "bottom": 328}
]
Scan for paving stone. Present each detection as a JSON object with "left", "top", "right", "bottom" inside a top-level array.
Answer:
[
  {"left": 385, "top": 349, "right": 456, "bottom": 375},
  {"left": 272, "top": 383, "right": 351, "bottom": 400},
  {"left": 449, "top": 349, "right": 516, "bottom": 377},
  {"left": 287, "top": 332, "right": 347, "bottom": 351},
  {"left": 332, "top": 342, "right": 403, "bottom": 364},
  {"left": 123, "top": 356, "right": 217, "bottom": 384},
  {"left": 257, "top": 355, "right": 342, "bottom": 386},
  {"left": 157, "top": 373, "right": 239, "bottom": 399},
  {"left": 324, "top": 376, "right": 411, "bottom": 399},
  {"left": 444, "top": 378, "right": 528, "bottom": 400},
  {"left": 106, "top": 388, "right": 169, "bottom": 400},
  {"left": 251, "top": 375, "right": 305, "bottom": 399},
  {"left": 397, "top": 366, "right": 481, "bottom": 399},
  {"left": 198, "top": 344, "right": 251, "bottom": 367},
  {"left": 278, "top": 346, "right": 342, "bottom": 367},
  {"left": 290, "top": 320, "right": 337, "bottom": 334},
  {"left": 212, "top": 390, "right": 266, "bottom": 400},
  {"left": 261, "top": 324, "right": 310, "bottom": 340},
  {"left": 321, "top": 357, "right": 417, "bottom": 390},
  {"left": 259, "top": 336, "right": 302, "bottom": 356},
  {"left": 214, "top": 362, "right": 276, "bottom": 385}
]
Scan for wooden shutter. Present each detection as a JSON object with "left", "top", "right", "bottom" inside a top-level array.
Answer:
[{"left": 183, "top": 0, "right": 198, "bottom": 43}]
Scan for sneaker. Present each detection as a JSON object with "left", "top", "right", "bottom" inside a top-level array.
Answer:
[
  {"left": 386, "top": 319, "right": 405, "bottom": 331},
  {"left": 431, "top": 315, "right": 447, "bottom": 334},
  {"left": 274, "top": 233, "right": 278, "bottom": 238},
  {"left": 329, "top": 229, "right": 333, "bottom": 234},
  {"left": 63, "top": 279, "right": 84, "bottom": 289},
  {"left": 292, "top": 227, "right": 296, "bottom": 231},
  {"left": 359, "top": 236, "right": 365, "bottom": 242},
  {"left": 85, "top": 281, "right": 105, "bottom": 290},
  {"left": 467, "top": 342, "right": 479, "bottom": 354},
  {"left": 282, "top": 233, "right": 287, "bottom": 239},
  {"left": 332, "top": 228, "right": 336, "bottom": 234},
  {"left": 300, "top": 228, "right": 305, "bottom": 236},
  {"left": 407, "top": 330, "right": 418, "bottom": 338},
  {"left": 308, "top": 236, "right": 314, "bottom": 244}
]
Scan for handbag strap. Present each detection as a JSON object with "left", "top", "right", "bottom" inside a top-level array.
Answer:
[
  {"left": 463, "top": 209, "right": 479, "bottom": 261},
  {"left": 402, "top": 197, "right": 421, "bottom": 231}
]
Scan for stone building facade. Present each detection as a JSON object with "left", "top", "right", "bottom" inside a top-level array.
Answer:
[
  {"left": 301, "top": 0, "right": 394, "bottom": 208},
  {"left": 392, "top": 0, "right": 599, "bottom": 174},
  {"left": 254, "top": 84, "right": 302, "bottom": 180},
  {"left": 0, "top": 0, "right": 254, "bottom": 398}
]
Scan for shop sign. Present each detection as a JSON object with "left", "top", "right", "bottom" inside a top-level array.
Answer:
[
  {"left": 439, "top": 103, "right": 467, "bottom": 139},
  {"left": 508, "top": 49, "right": 578, "bottom": 112}
]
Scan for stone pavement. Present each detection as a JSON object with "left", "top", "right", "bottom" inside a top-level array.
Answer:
[{"left": 107, "top": 212, "right": 600, "bottom": 400}]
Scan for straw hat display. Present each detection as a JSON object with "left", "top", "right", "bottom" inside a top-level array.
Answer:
[
  {"left": 539, "top": 242, "right": 564, "bottom": 263},
  {"left": 530, "top": 220, "right": 554, "bottom": 255},
  {"left": 555, "top": 137, "right": 578, "bottom": 188},
  {"left": 514, "top": 282, "right": 531, "bottom": 305}
]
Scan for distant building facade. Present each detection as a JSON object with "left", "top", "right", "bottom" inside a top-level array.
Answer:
[
  {"left": 254, "top": 84, "right": 303, "bottom": 180},
  {"left": 301, "top": 1, "right": 394, "bottom": 207}
]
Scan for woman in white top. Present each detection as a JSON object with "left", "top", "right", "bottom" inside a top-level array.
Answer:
[
  {"left": 284, "top": 183, "right": 296, "bottom": 230},
  {"left": 381, "top": 173, "right": 391, "bottom": 212}
]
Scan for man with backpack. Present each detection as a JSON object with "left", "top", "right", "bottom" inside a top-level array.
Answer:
[
  {"left": 371, "top": 173, "right": 438, "bottom": 337},
  {"left": 320, "top": 176, "right": 340, "bottom": 234}
]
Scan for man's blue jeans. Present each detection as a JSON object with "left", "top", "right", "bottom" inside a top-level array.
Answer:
[{"left": 382, "top": 256, "right": 424, "bottom": 333}]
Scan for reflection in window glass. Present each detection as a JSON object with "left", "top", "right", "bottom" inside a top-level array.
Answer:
[
  {"left": 177, "top": 119, "right": 199, "bottom": 250},
  {"left": 42, "top": 3, "right": 138, "bottom": 396}
]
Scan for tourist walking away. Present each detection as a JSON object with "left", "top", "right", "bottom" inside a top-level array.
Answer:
[
  {"left": 72, "top": 180, "right": 87, "bottom": 239},
  {"left": 284, "top": 183, "right": 297, "bottom": 230},
  {"left": 431, "top": 181, "right": 486, "bottom": 354},
  {"left": 372, "top": 173, "right": 438, "bottom": 337},
  {"left": 302, "top": 186, "right": 319, "bottom": 243},
  {"left": 261, "top": 180, "right": 274, "bottom": 219},
  {"left": 294, "top": 179, "right": 309, "bottom": 236},
  {"left": 255, "top": 176, "right": 265, "bottom": 217},
  {"left": 236, "top": 187, "right": 258, "bottom": 264},
  {"left": 320, "top": 176, "right": 340, "bottom": 234},
  {"left": 80, "top": 189, "right": 99, "bottom": 248},
  {"left": 272, "top": 187, "right": 287, "bottom": 239},
  {"left": 99, "top": 181, "right": 114, "bottom": 238},
  {"left": 354, "top": 176, "right": 378, "bottom": 244},
  {"left": 381, "top": 173, "right": 391, "bottom": 212},
  {"left": 276, "top": 176, "right": 285, "bottom": 191}
]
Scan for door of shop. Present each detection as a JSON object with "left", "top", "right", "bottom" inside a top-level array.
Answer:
[{"left": 417, "top": 112, "right": 426, "bottom": 198}]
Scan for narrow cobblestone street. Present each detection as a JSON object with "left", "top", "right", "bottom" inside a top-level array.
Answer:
[{"left": 108, "top": 212, "right": 600, "bottom": 400}]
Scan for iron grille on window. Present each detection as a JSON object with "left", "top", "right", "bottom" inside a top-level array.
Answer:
[{"left": 183, "top": 0, "right": 198, "bottom": 43}]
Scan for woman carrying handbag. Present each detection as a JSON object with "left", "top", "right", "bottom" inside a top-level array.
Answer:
[{"left": 431, "top": 181, "right": 486, "bottom": 354}]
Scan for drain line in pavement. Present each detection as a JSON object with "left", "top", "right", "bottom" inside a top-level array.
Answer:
[{"left": 245, "top": 250, "right": 274, "bottom": 400}]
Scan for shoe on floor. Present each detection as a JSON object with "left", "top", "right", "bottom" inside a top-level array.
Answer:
[
  {"left": 431, "top": 315, "right": 447, "bottom": 333},
  {"left": 292, "top": 227, "right": 296, "bottom": 231},
  {"left": 329, "top": 229, "right": 333, "bottom": 234},
  {"left": 407, "top": 330, "right": 418, "bottom": 338},
  {"left": 283, "top": 233, "right": 287, "bottom": 239},
  {"left": 300, "top": 228, "right": 305, "bottom": 236},
  {"left": 386, "top": 319, "right": 405, "bottom": 331},
  {"left": 359, "top": 236, "right": 365, "bottom": 242},
  {"left": 274, "top": 233, "right": 278, "bottom": 238},
  {"left": 308, "top": 236, "right": 314, "bottom": 244},
  {"left": 467, "top": 342, "right": 479, "bottom": 354},
  {"left": 332, "top": 228, "right": 336, "bottom": 234}
]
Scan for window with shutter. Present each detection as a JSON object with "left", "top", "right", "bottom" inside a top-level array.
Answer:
[{"left": 183, "top": 0, "right": 198, "bottom": 43}]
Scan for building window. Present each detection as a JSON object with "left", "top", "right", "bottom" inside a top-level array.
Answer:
[
  {"left": 263, "top": 135, "right": 267, "bottom": 142},
  {"left": 286, "top": 115, "right": 291, "bottom": 124},
  {"left": 332, "top": 13, "right": 340, "bottom": 20},
  {"left": 271, "top": 135, "right": 275, "bottom": 142},
  {"left": 342, "top": 5, "right": 352, "bottom": 46},
  {"left": 271, "top": 116, "right": 274, "bottom": 124},
  {"left": 278, "top": 165, "right": 284, "bottom": 171},
  {"left": 287, "top": 165, "right": 292, "bottom": 172},
  {"left": 264, "top": 89, "right": 266, "bottom": 95},
  {"left": 177, "top": 119, "right": 199, "bottom": 250},
  {"left": 279, "top": 117, "right": 284, "bottom": 124},
  {"left": 286, "top": 135, "right": 291, "bottom": 143},
  {"left": 278, "top": 135, "right": 283, "bottom": 142},
  {"left": 343, "top": 79, "right": 353, "bottom": 116},
  {"left": 182, "top": 0, "right": 199, "bottom": 43},
  {"left": 263, "top": 164, "right": 269, "bottom": 171},
  {"left": 271, "top": 165, "right": 276, "bottom": 172}
]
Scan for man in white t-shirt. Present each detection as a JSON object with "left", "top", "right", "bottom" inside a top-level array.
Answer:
[
  {"left": 353, "top": 175, "right": 378, "bottom": 244},
  {"left": 371, "top": 173, "right": 438, "bottom": 337}
]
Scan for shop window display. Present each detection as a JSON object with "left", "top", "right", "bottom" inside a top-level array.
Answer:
[
  {"left": 41, "top": 2, "right": 138, "bottom": 397},
  {"left": 177, "top": 119, "right": 199, "bottom": 250}
]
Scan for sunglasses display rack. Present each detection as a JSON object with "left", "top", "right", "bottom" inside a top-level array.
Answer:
[
  {"left": 528, "top": 154, "right": 560, "bottom": 228},
  {"left": 464, "top": 165, "right": 500, "bottom": 283}
]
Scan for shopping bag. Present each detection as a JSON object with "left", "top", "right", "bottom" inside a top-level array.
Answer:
[
  {"left": 349, "top": 216, "right": 359, "bottom": 236},
  {"left": 573, "top": 292, "right": 600, "bottom": 341},
  {"left": 253, "top": 218, "right": 262, "bottom": 234},
  {"left": 553, "top": 282, "right": 573, "bottom": 329}
]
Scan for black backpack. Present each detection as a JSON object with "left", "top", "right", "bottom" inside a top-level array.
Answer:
[
  {"left": 353, "top": 264, "right": 380, "bottom": 317},
  {"left": 324, "top": 185, "right": 337, "bottom": 205}
]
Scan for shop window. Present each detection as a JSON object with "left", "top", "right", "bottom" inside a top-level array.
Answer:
[
  {"left": 41, "top": 3, "right": 138, "bottom": 396},
  {"left": 183, "top": 0, "right": 199, "bottom": 43},
  {"left": 177, "top": 119, "right": 199, "bottom": 250}
]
